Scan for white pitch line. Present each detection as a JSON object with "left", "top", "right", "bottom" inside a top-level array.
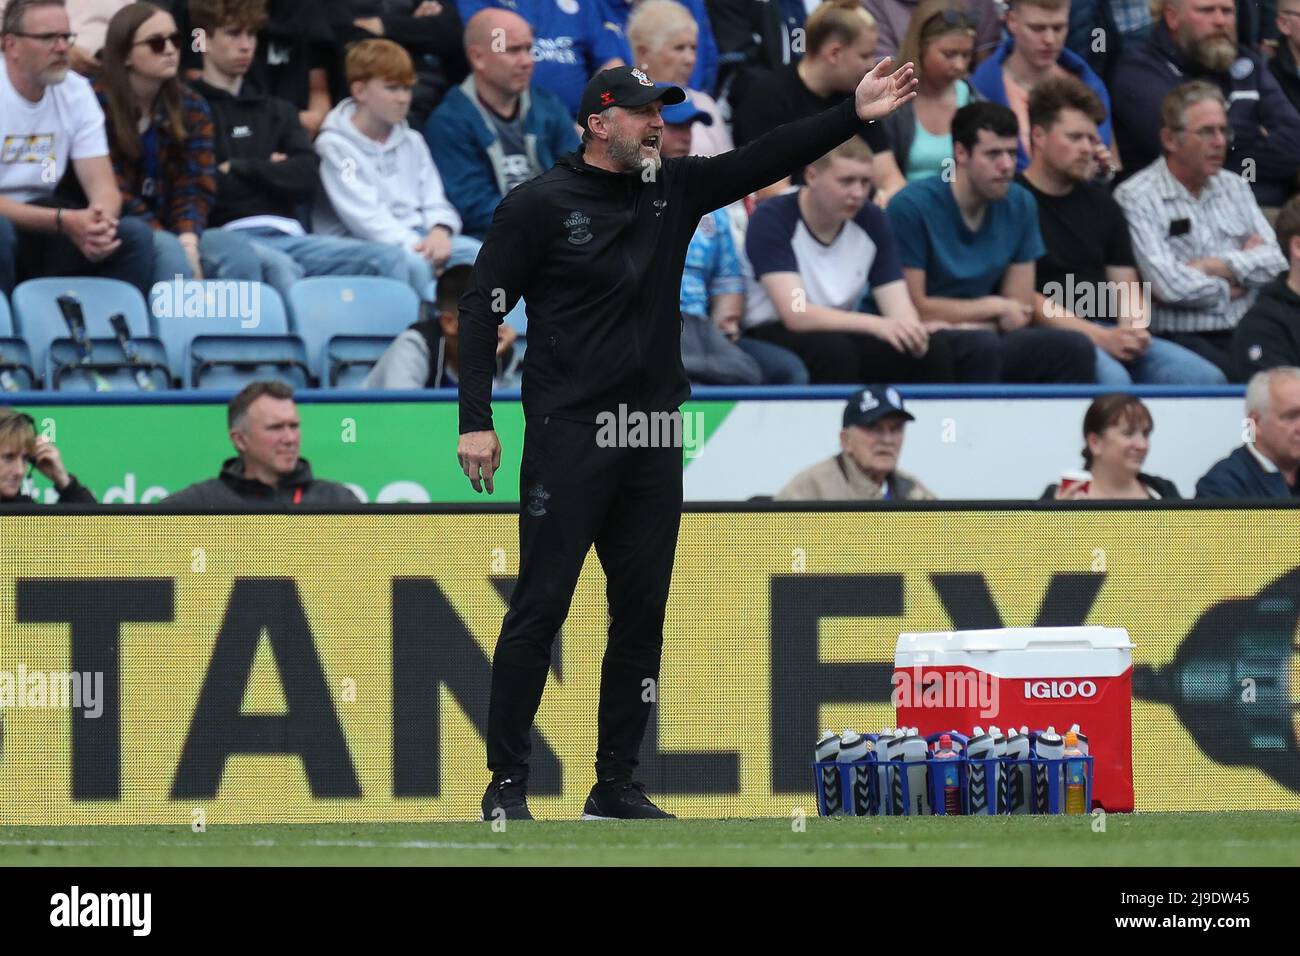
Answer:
[{"left": 0, "top": 837, "right": 963, "bottom": 852}]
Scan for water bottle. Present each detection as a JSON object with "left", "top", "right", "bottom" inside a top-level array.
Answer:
[
  {"left": 1004, "top": 726, "right": 1031, "bottom": 814},
  {"left": 965, "top": 726, "right": 996, "bottom": 814},
  {"left": 993, "top": 726, "right": 1009, "bottom": 812},
  {"left": 932, "top": 733, "right": 963, "bottom": 815},
  {"left": 1034, "top": 726, "right": 1065, "bottom": 813},
  {"left": 895, "top": 728, "right": 931, "bottom": 815},
  {"left": 839, "top": 730, "right": 873, "bottom": 815},
  {"left": 877, "top": 728, "right": 900, "bottom": 815},
  {"left": 1063, "top": 731, "right": 1087, "bottom": 814},
  {"left": 815, "top": 730, "right": 841, "bottom": 815}
]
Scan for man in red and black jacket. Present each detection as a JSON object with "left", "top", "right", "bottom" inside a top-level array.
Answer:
[{"left": 456, "top": 60, "right": 919, "bottom": 822}]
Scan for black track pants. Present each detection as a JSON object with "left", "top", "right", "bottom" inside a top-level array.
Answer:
[{"left": 486, "top": 413, "right": 683, "bottom": 783}]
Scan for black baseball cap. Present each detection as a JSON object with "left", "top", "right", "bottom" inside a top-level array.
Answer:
[
  {"left": 578, "top": 66, "right": 686, "bottom": 132},
  {"left": 843, "top": 385, "right": 914, "bottom": 428}
]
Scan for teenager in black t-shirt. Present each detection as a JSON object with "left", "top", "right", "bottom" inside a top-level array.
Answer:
[{"left": 1017, "top": 76, "right": 1226, "bottom": 385}]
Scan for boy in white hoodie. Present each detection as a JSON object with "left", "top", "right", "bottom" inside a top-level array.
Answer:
[{"left": 313, "top": 39, "right": 479, "bottom": 300}]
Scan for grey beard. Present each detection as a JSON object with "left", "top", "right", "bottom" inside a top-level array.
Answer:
[{"left": 608, "top": 130, "right": 660, "bottom": 173}]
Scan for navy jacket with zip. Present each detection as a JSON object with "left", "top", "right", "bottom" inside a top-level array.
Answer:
[
  {"left": 457, "top": 96, "right": 877, "bottom": 433},
  {"left": 1111, "top": 22, "right": 1300, "bottom": 207}
]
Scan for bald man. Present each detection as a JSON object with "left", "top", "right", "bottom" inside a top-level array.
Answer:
[{"left": 424, "top": 8, "right": 580, "bottom": 238}]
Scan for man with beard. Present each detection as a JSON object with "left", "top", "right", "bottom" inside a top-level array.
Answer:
[
  {"left": 1112, "top": 0, "right": 1300, "bottom": 208},
  {"left": 457, "top": 60, "right": 919, "bottom": 821}
]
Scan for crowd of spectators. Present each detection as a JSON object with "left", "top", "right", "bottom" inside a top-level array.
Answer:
[
  {"left": 4, "top": 0, "right": 1300, "bottom": 504},
  {"left": 3, "top": 0, "right": 1300, "bottom": 390}
]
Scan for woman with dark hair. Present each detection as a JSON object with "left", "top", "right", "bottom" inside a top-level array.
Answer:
[
  {"left": 1041, "top": 393, "right": 1181, "bottom": 500},
  {"left": 871, "top": 0, "right": 982, "bottom": 205},
  {"left": 94, "top": 2, "right": 259, "bottom": 283}
]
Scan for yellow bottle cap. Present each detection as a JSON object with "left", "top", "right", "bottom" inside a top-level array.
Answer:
[{"left": 1064, "top": 731, "right": 1078, "bottom": 747}]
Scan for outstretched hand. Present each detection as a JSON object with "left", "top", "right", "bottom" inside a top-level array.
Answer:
[{"left": 855, "top": 57, "right": 918, "bottom": 124}]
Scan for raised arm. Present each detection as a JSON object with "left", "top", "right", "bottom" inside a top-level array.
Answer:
[{"left": 677, "top": 58, "right": 917, "bottom": 213}]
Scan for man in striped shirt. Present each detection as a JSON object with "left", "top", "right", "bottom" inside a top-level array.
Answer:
[{"left": 1114, "top": 81, "right": 1287, "bottom": 380}]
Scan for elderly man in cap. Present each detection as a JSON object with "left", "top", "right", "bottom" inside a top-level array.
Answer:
[{"left": 777, "top": 385, "right": 936, "bottom": 500}]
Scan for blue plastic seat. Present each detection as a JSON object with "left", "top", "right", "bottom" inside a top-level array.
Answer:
[
  {"left": 12, "top": 277, "right": 169, "bottom": 390},
  {"left": 147, "top": 280, "right": 311, "bottom": 388},
  {"left": 287, "top": 276, "right": 419, "bottom": 387},
  {"left": 0, "top": 292, "right": 36, "bottom": 391}
]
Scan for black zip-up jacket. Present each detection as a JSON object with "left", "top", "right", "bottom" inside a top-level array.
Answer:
[
  {"left": 191, "top": 78, "right": 320, "bottom": 227},
  {"left": 164, "top": 457, "right": 358, "bottom": 505},
  {"left": 1232, "top": 274, "right": 1300, "bottom": 379},
  {"left": 457, "top": 96, "right": 878, "bottom": 433}
]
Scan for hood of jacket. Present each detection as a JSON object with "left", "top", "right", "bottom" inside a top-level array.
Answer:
[
  {"left": 318, "top": 97, "right": 417, "bottom": 159},
  {"left": 218, "top": 455, "right": 315, "bottom": 495}
]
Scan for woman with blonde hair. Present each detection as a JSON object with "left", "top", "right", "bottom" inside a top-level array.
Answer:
[
  {"left": 871, "top": 0, "right": 982, "bottom": 204},
  {"left": 0, "top": 410, "right": 96, "bottom": 505},
  {"left": 626, "top": 0, "right": 731, "bottom": 156}
]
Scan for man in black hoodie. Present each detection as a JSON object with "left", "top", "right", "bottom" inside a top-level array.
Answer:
[
  {"left": 166, "top": 380, "right": 357, "bottom": 505},
  {"left": 189, "top": 0, "right": 409, "bottom": 300},
  {"left": 457, "top": 60, "right": 919, "bottom": 822},
  {"left": 1234, "top": 194, "right": 1300, "bottom": 379}
]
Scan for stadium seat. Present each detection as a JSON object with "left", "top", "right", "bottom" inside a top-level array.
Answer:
[
  {"left": 11, "top": 278, "right": 170, "bottom": 391},
  {"left": 148, "top": 280, "right": 312, "bottom": 389},
  {"left": 0, "top": 293, "right": 36, "bottom": 391},
  {"left": 286, "top": 277, "right": 419, "bottom": 387}
]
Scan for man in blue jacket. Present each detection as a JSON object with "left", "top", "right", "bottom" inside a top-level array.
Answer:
[
  {"left": 1111, "top": 0, "right": 1300, "bottom": 207},
  {"left": 971, "top": 0, "right": 1116, "bottom": 172},
  {"left": 1197, "top": 367, "right": 1300, "bottom": 497},
  {"left": 455, "top": 0, "right": 625, "bottom": 116},
  {"left": 427, "top": 7, "right": 579, "bottom": 239}
]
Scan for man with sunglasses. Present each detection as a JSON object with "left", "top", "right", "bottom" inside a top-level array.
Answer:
[
  {"left": 0, "top": 409, "right": 96, "bottom": 504},
  {"left": 1115, "top": 81, "right": 1286, "bottom": 379},
  {"left": 0, "top": 0, "right": 153, "bottom": 298}
]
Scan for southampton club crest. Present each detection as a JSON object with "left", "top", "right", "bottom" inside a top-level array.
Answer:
[
  {"left": 526, "top": 483, "right": 551, "bottom": 517},
  {"left": 564, "top": 210, "right": 593, "bottom": 245}
]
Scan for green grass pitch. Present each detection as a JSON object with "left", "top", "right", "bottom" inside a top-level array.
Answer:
[{"left": 1, "top": 812, "right": 1297, "bottom": 866}]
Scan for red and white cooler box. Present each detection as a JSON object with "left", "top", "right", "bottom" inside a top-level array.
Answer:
[{"left": 894, "top": 626, "right": 1135, "bottom": 811}]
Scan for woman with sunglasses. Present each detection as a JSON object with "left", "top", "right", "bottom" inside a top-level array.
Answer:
[
  {"left": 871, "top": 0, "right": 981, "bottom": 206},
  {"left": 0, "top": 410, "right": 96, "bottom": 504},
  {"left": 92, "top": 2, "right": 260, "bottom": 284}
]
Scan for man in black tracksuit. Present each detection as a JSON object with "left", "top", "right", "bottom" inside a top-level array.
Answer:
[{"left": 458, "top": 62, "right": 919, "bottom": 821}]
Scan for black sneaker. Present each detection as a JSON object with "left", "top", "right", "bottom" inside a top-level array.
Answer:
[
  {"left": 481, "top": 775, "right": 533, "bottom": 821},
  {"left": 581, "top": 780, "right": 675, "bottom": 820}
]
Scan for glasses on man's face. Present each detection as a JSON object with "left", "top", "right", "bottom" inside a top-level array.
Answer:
[
  {"left": 134, "top": 32, "right": 182, "bottom": 55},
  {"left": 11, "top": 31, "right": 76, "bottom": 48},
  {"left": 1180, "top": 123, "right": 1235, "bottom": 144}
]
